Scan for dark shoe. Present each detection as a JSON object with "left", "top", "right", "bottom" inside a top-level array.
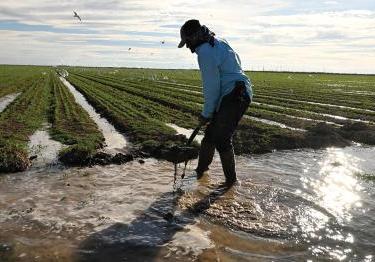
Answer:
[
  {"left": 219, "top": 149, "right": 237, "bottom": 186},
  {"left": 195, "top": 139, "right": 215, "bottom": 180},
  {"left": 195, "top": 167, "right": 209, "bottom": 180}
]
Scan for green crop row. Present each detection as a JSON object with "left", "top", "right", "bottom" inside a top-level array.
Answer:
[
  {"left": 1, "top": 67, "right": 111, "bottom": 172},
  {"left": 66, "top": 70, "right": 317, "bottom": 154},
  {"left": 0, "top": 72, "right": 52, "bottom": 172},
  {"left": 254, "top": 96, "right": 375, "bottom": 122},
  {"left": 72, "top": 72, "right": 353, "bottom": 129},
  {"left": 70, "top": 72, "right": 323, "bottom": 131},
  {"left": 50, "top": 74, "right": 105, "bottom": 165},
  {"left": 69, "top": 74, "right": 197, "bottom": 129},
  {"left": 69, "top": 72, "right": 201, "bottom": 117},
  {"left": 133, "top": 77, "right": 375, "bottom": 123},
  {"left": 89, "top": 72, "right": 375, "bottom": 128},
  {"left": 68, "top": 68, "right": 375, "bottom": 146},
  {"left": 65, "top": 74, "right": 195, "bottom": 158},
  {"left": 0, "top": 65, "right": 50, "bottom": 98}
]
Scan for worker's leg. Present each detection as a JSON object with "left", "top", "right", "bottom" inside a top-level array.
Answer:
[
  {"left": 218, "top": 148, "right": 236, "bottom": 186},
  {"left": 195, "top": 133, "right": 215, "bottom": 179},
  {"left": 212, "top": 87, "right": 250, "bottom": 186}
]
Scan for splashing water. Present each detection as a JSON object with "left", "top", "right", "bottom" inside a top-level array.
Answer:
[{"left": 0, "top": 145, "right": 374, "bottom": 261}]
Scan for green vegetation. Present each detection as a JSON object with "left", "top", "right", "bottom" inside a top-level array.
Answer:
[
  {"left": 0, "top": 66, "right": 107, "bottom": 172},
  {"left": 49, "top": 74, "right": 105, "bottom": 165},
  {"left": 64, "top": 67, "right": 375, "bottom": 151},
  {"left": 1, "top": 65, "right": 374, "bottom": 173},
  {"left": 65, "top": 73, "right": 198, "bottom": 160},
  {"left": 0, "top": 71, "right": 52, "bottom": 172},
  {"left": 0, "top": 65, "right": 50, "bottom": 97}
]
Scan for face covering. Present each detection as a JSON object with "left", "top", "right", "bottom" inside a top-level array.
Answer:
[{"left": 187, "top": 25, "right": 216, "bottom": 53}]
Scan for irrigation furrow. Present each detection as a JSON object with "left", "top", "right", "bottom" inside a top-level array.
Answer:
[
  {"left": 0, "top": 93, "right": 21, "bottom": 113},
  {"left": 253, "top": 102, "right": 371, "bottom": 124},
  {"left": 135, "top": 79, "right": 358, "bottom": 127},
  {"left": 244, "top": 116, "right": 306, "bottom": 132},
  {"left": 253, "top": 89, "right": 374, "bottom": 108},
  {"left": 332, "top": 89, "right": 375, "bottom": 96},
  {"left": 256, "top": 94, "right": 375, "bottom": 114},
  {"left": 145, "top": 78, "right": 375, "bottom": 124},
  {"left": 0, "top": 73, "right": 51, "bottom": 173},
  {"left": 73, "top": 73, "right": 352, "bottom": 130},
  {"left": 68, "top": 72, "right": 308, "bottom": 140},
  {"left": 73, "top": 73, "right": 320, "bottom": 129},
  {"left": 69, "top": 74, "right": 197, "bottom": 128},
  {"left": 65, "top": 75, "right": 180, "bottom": 146},
  {"left": 57, "top": 77, "right": 120, "bottom": 150}
]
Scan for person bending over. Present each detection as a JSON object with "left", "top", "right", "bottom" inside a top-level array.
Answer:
[{"left": 178, "top": 19, "right": 253, "bottom": 186}]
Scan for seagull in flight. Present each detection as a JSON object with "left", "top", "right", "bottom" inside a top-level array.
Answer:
[{"left": 73, "top": 11, "right": 81, "bottom": 22}]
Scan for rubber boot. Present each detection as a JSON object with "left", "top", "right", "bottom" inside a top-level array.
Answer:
[
  {"left": 219, "top": 149, "right": 237, "bottom": 187},
  {"left": 195, "top": 139, "right": 215, "bottom": 179}
]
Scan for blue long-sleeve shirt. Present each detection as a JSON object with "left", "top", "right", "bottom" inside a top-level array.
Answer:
[{"left": 195, "top": 38, "right": 253, "bottom": 118}]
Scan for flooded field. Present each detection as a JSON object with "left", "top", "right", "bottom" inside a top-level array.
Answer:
[
  {"left": 0, "top": 145, "right": 374, "bottom": 261},
  {"left": 1, "top": 67, "right": 375, "bottom": 261},
  {"left": 59, "top": 77, "right": 127, "bottom": 153}
]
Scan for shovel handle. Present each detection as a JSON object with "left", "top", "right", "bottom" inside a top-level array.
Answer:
[{"left": 187, "top": 125, "right": 201, "bottom": 145}]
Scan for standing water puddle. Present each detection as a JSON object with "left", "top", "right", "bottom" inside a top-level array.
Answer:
[
  {"left": 0, "top": 93, "right": 20, "bottom": 113},
  {"left": 28, "top": 124, "right": 63, "bottom": 167},
  {"left": 0, "top": 145, "right": 374, "bottom": 261},
  {"left": 59, "top": 77, "right": 127, "bottom": 153}
]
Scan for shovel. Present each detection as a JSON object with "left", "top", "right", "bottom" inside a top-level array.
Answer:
[{"left": 181, "top": 124, "right": 203, "bottom": 179}]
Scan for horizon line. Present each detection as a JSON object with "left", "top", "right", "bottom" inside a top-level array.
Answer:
[{"left": 1, "top": 63, "right": 375, "bottom": 76}]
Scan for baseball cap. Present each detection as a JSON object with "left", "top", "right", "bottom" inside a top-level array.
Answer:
[{"left": 178, "top": 19, "right": 202, "bottom": 48}]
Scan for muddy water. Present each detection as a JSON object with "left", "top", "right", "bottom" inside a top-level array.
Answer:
[
  {"left": 28, "top": 124, "right": 63, "bottom": 167},
  {"left": 59, "top": 77, "right": 127, "bottom": 153},
  {"left": 0, "top": 144, "right": 374, "bottom": 261},
  {"left": 0, "top": 93, "right": 20, "bottom": 113}
]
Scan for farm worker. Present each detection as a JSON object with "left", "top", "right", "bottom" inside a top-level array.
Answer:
[{"left": 178, "top": 19, "right": 253, "bottom": 186}]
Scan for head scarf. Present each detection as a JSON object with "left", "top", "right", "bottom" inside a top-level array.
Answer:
[{"left": 188, "top": 25, "right": 216, "bottom": 53}]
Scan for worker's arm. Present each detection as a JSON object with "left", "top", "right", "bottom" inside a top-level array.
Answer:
[{"left": 197, "top": 45, "right": 220, "bottom": 119}]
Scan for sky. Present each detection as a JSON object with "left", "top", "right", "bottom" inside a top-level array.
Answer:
[{"left": 0, "top": 0, "right": 374, "bottom": 74}]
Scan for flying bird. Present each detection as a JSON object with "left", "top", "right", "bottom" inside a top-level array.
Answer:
[
  {"left": 128, "top": 48, "right": 132, "bottom": 51},
  {"left": 161, "top": 41, "right": 165, "bottom": 44},
  {"left": 73, "top": 11, "right": 81, "bottom": 22}
]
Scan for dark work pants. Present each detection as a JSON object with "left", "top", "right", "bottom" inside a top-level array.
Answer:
[
  {"left": 196, "top": 85, "right": 250, "bottom": 174},
  {"left": 204, "top": 86, "right": 250, "bottom": 152}
]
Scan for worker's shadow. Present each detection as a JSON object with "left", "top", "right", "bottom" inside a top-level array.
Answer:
[{"left": 74, "top": 183, "right": 231, "bottom": 262}]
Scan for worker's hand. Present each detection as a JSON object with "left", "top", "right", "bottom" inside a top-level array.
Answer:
[{"left": 198, "top": 114, "right": 210, "bottom": 126}]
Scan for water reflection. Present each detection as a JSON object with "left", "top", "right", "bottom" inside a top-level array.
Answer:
[
  {"left": 313, "top": 148, "right": 362, "bottom": 223},
  {"left": 0, "top": 146, "right": 374, "bottom": 261},
  {"left": 298, "top": 147, "right": 365, "bottom": 260}
]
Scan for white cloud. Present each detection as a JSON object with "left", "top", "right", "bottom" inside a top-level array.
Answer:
[
  {"left": 324, "top": 1, "right": 339, "bottom": 5},
  {"left": 0, "top": 0, "right": 374, "bottom": 73}
]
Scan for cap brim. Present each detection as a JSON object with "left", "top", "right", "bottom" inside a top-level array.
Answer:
[{"left": 178, "top": 39, "right": 186, "bottom": 48}]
